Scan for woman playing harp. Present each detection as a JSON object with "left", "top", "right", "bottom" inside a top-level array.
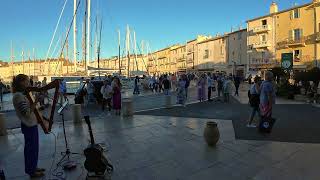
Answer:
[{"left": 12, "top": 74, "right": 46, "bottom": 178}]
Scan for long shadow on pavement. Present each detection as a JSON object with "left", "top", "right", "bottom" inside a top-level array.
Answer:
[{"left": 135, "top": 97, "right": 320, "bottom": 144}]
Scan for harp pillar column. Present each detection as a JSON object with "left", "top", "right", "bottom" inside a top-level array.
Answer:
[
  {"left": 72, "top": 104, "right": 82, "bottom": 123},
  {"left": 0, "top": 113, "right": 7, "bottom": 136}
]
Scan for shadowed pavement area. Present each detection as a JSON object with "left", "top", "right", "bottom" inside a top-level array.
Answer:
[{"left": 136, "top": 97, "right": 320, "bottom": 143}]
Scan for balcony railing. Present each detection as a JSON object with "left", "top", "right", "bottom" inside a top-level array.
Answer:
[
  {"left": 251, "top": 25, "right": 271, "bottom": 34},
  {"left": 251, "top": 41, "right": 271, "bottom": 49},
  {"left": 277, "top": 36, "right": 308, "bottom": 49},
  {"left": 177, "top": 57, "right": 186, "bottom": 62},
  {"left": 315, "top": 32, "right": 320, "bottom": 42}
]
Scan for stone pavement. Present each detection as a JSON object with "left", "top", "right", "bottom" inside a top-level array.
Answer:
[
  {"left": 2, "top": 86, "right": 203, "bottom": 129},
  {"left": 1, "top": 115, "right": 320, "bottom": 180}
]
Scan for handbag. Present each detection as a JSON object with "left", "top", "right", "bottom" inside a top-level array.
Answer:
[{"left": 259, "top": 116, "right": 276, "bottom": 133}]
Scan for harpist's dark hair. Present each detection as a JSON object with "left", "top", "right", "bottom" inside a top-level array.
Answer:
[{"left": 12, "top": 74, "right": 29, "bottom": 93}]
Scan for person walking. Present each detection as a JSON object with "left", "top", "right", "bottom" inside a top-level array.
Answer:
[
  {"left": 234, "top": 75, "right": 241, "bottom": 96},
  {"left": 259, "top": 71, "right": 276, "bottom": 120},
  {"left": 112, "top": 77, "right": 122, "bottom": 115},
  {"left": 101, "top": 80, "right": 113, "bottom": 115},
  {"left": 247, "top": 76, "right": 261, "bottom": 128},
  {"left": 185, "top": 76, "right": 190, "bottom": 99},
  {"left": 223, "top": 76, "right": 232, "bottom": 103},
  {"left": 85, "top": 78, "right": 96, "bottom": 106},
  {"left": 207, "top": 73, "right": 214, "bottom": 101},
  {"left": 217, "top": 75, "right": 223, "bottom": 98},
  {"left": 133, "top": 76, "right": 140, "bottom": 95},
  {"left": 197, "top": 74, "right": 206, "bottom": 102},
  {"left": 177, "top": 75, "right": 187, "bottom": 106},
  {"left": 0, "top": 80, "right": 6, "bottom": 103},
  {"left": 163, "top": 75, "right": 171, "bottom": 95},
  {"left": 59, "top": 78, "right": 67, "bottom": 104}
]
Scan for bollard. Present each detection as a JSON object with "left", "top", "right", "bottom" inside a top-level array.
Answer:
[
  {"left": 72, "top": 104, "right": 82, "bottom": 123},
  {"left": 122, "top": 98, "right": 133, "bottom": 117},
  {"left": 165, "top": 95, "right": 172, "bottom": 109},
  {"left": 0, "top": 113, "right": 7, "bottom": 136}
]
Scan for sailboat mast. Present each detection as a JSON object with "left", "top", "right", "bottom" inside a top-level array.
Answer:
[
  {"left": 73, "top": 0, "right": 77, "bottom": 72},
  {"left": 133, "top": 31, "right": 138, "bottom": 72},
  {"left": 28, "top": 50, "right": 30, "bottom": 76},
  {"left": 21, "top": 48, "right": 24, "bottom": 74},
  {"left": 118, "top": 29, "right": 121, "bottom": 76},
  {"left": 97, "top": 17, "right": 103, "bottom": 79},
  {"left": 87, "top": 0, "right": 91, "bottom": 69},
  {"left": 126, "top": 25, "right": 130, "bottom": 78},
  {"left": 33, "top": 48, "right": 35, "bottom": 76},
  {"left": 10, "top": 41, "right": 14, "bottom": 77},
  {"left": 84, "top": 0, "right": 88, "bottom": 73}
]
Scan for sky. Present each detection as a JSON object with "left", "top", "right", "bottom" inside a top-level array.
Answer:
[{"left": 0, "top": 0, "right": 311, "bottom": 62}]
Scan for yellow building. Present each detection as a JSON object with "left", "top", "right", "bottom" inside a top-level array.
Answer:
[
  {"left": 247, "top": 2, "right": 277, "bottom": 71},
  {"left": 197, "top": 35, "right": 228, "bottom": 73},
  {"left": 0, "top": 59, "right": 76, "bottom": 82},
  {"left": 186, "top": 35, "right": 211, "bottom": 72},
  {"left": 275, "top": 0, "right": 320, "bottom": 69},
  {"left": 247, "top": 0, "right": 320, "bottom": 71},
  {"left": 170, "top": 45, "right": 186, "bottom": 73},
  {"left": 148, "top": 47, "right": 171, "bottom": 75}
]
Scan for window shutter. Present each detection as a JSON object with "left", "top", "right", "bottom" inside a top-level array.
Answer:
[
  {"left": 290, "top": 11, "right": 292, "bottom": 20},
  {"left": 300, "top": 29, "right": 303, "bottom": 37}
]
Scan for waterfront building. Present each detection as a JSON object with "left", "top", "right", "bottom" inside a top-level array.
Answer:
[
  {"left": 247, "top": 0, "right": 320, "bottom": 71},
  {"left": 227, "top": 29, "right": 248, "bottom": 77},
  {"left": 197, "top": 35, "right": 228, "bottom": 73},
  {"left": 186, "top": 35, "right": 211, "bottom": 72}
]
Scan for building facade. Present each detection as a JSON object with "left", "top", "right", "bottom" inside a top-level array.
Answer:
[
  {"left": 227, "top": 29, "right": 248, "bottom": 76},
  {"left": 186, "top": 35, "right": 211, "bottom": 72},
  {"left": 275, "top": 0, "right": 320, "bottom": 69},
  {"left": 197, "top": 35, "right": 229, "bottom": 73},
  {"left": 247, "top": 0, "right": 320, "bottom": 71}
]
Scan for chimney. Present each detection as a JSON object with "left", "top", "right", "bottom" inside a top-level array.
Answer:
[{"left": 270, "top": 1, "right": 278, "bottom": 14}]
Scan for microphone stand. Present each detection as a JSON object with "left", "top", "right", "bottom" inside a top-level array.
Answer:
[{"left": 56, "top": 99, "right": 79, "bottom": 170}]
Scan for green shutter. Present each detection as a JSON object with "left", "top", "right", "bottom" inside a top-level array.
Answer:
[{"left": 290, "top": 11, "right": 292, "bottom": 20}]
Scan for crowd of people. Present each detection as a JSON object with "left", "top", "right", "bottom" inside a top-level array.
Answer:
[
  {"left": 7, "top": 70, "right": 277, "bottom": 178},
  {"left": 140, "top": 72, "right": 243, "bottom": 106}
]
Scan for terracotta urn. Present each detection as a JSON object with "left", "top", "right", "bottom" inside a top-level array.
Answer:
[{"left": 204, "top": 122, "right": 220, "bottom": 146}]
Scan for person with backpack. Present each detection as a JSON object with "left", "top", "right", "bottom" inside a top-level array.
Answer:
[
  {"left": 258, "top": 71, "right": 276, "bottom": 132},
  {"left": 247, "top": 76, "right": 261, "bottom": 128}
]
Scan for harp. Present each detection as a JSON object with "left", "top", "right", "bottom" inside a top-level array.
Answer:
[{"left": 25, "top": 79, "right": 60, "bottom": 134}]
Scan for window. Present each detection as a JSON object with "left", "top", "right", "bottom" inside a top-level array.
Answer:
[
  {"left": 293, "top": 9, "right": 300, "bottom": 19},
  {"left": 294, "top": 50, "right": 301, "bottom": 62},
  {"left": 220, "top": 46, "right": 224, "bottom": 55},
  {"left": 293, "top": 29, "right": 302, "bottom": 41},
  {"left": 262, "top": 20, "right": 267, "bottom": 26},
  {"left": 238, "top": 33, "right": 242, "bottom": 40},
  {"left": 204, "top": 50, "right": 209, "bottom": 59},
  {"left": 261, "top": 34, "right": 267, "bottom": 42}
]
